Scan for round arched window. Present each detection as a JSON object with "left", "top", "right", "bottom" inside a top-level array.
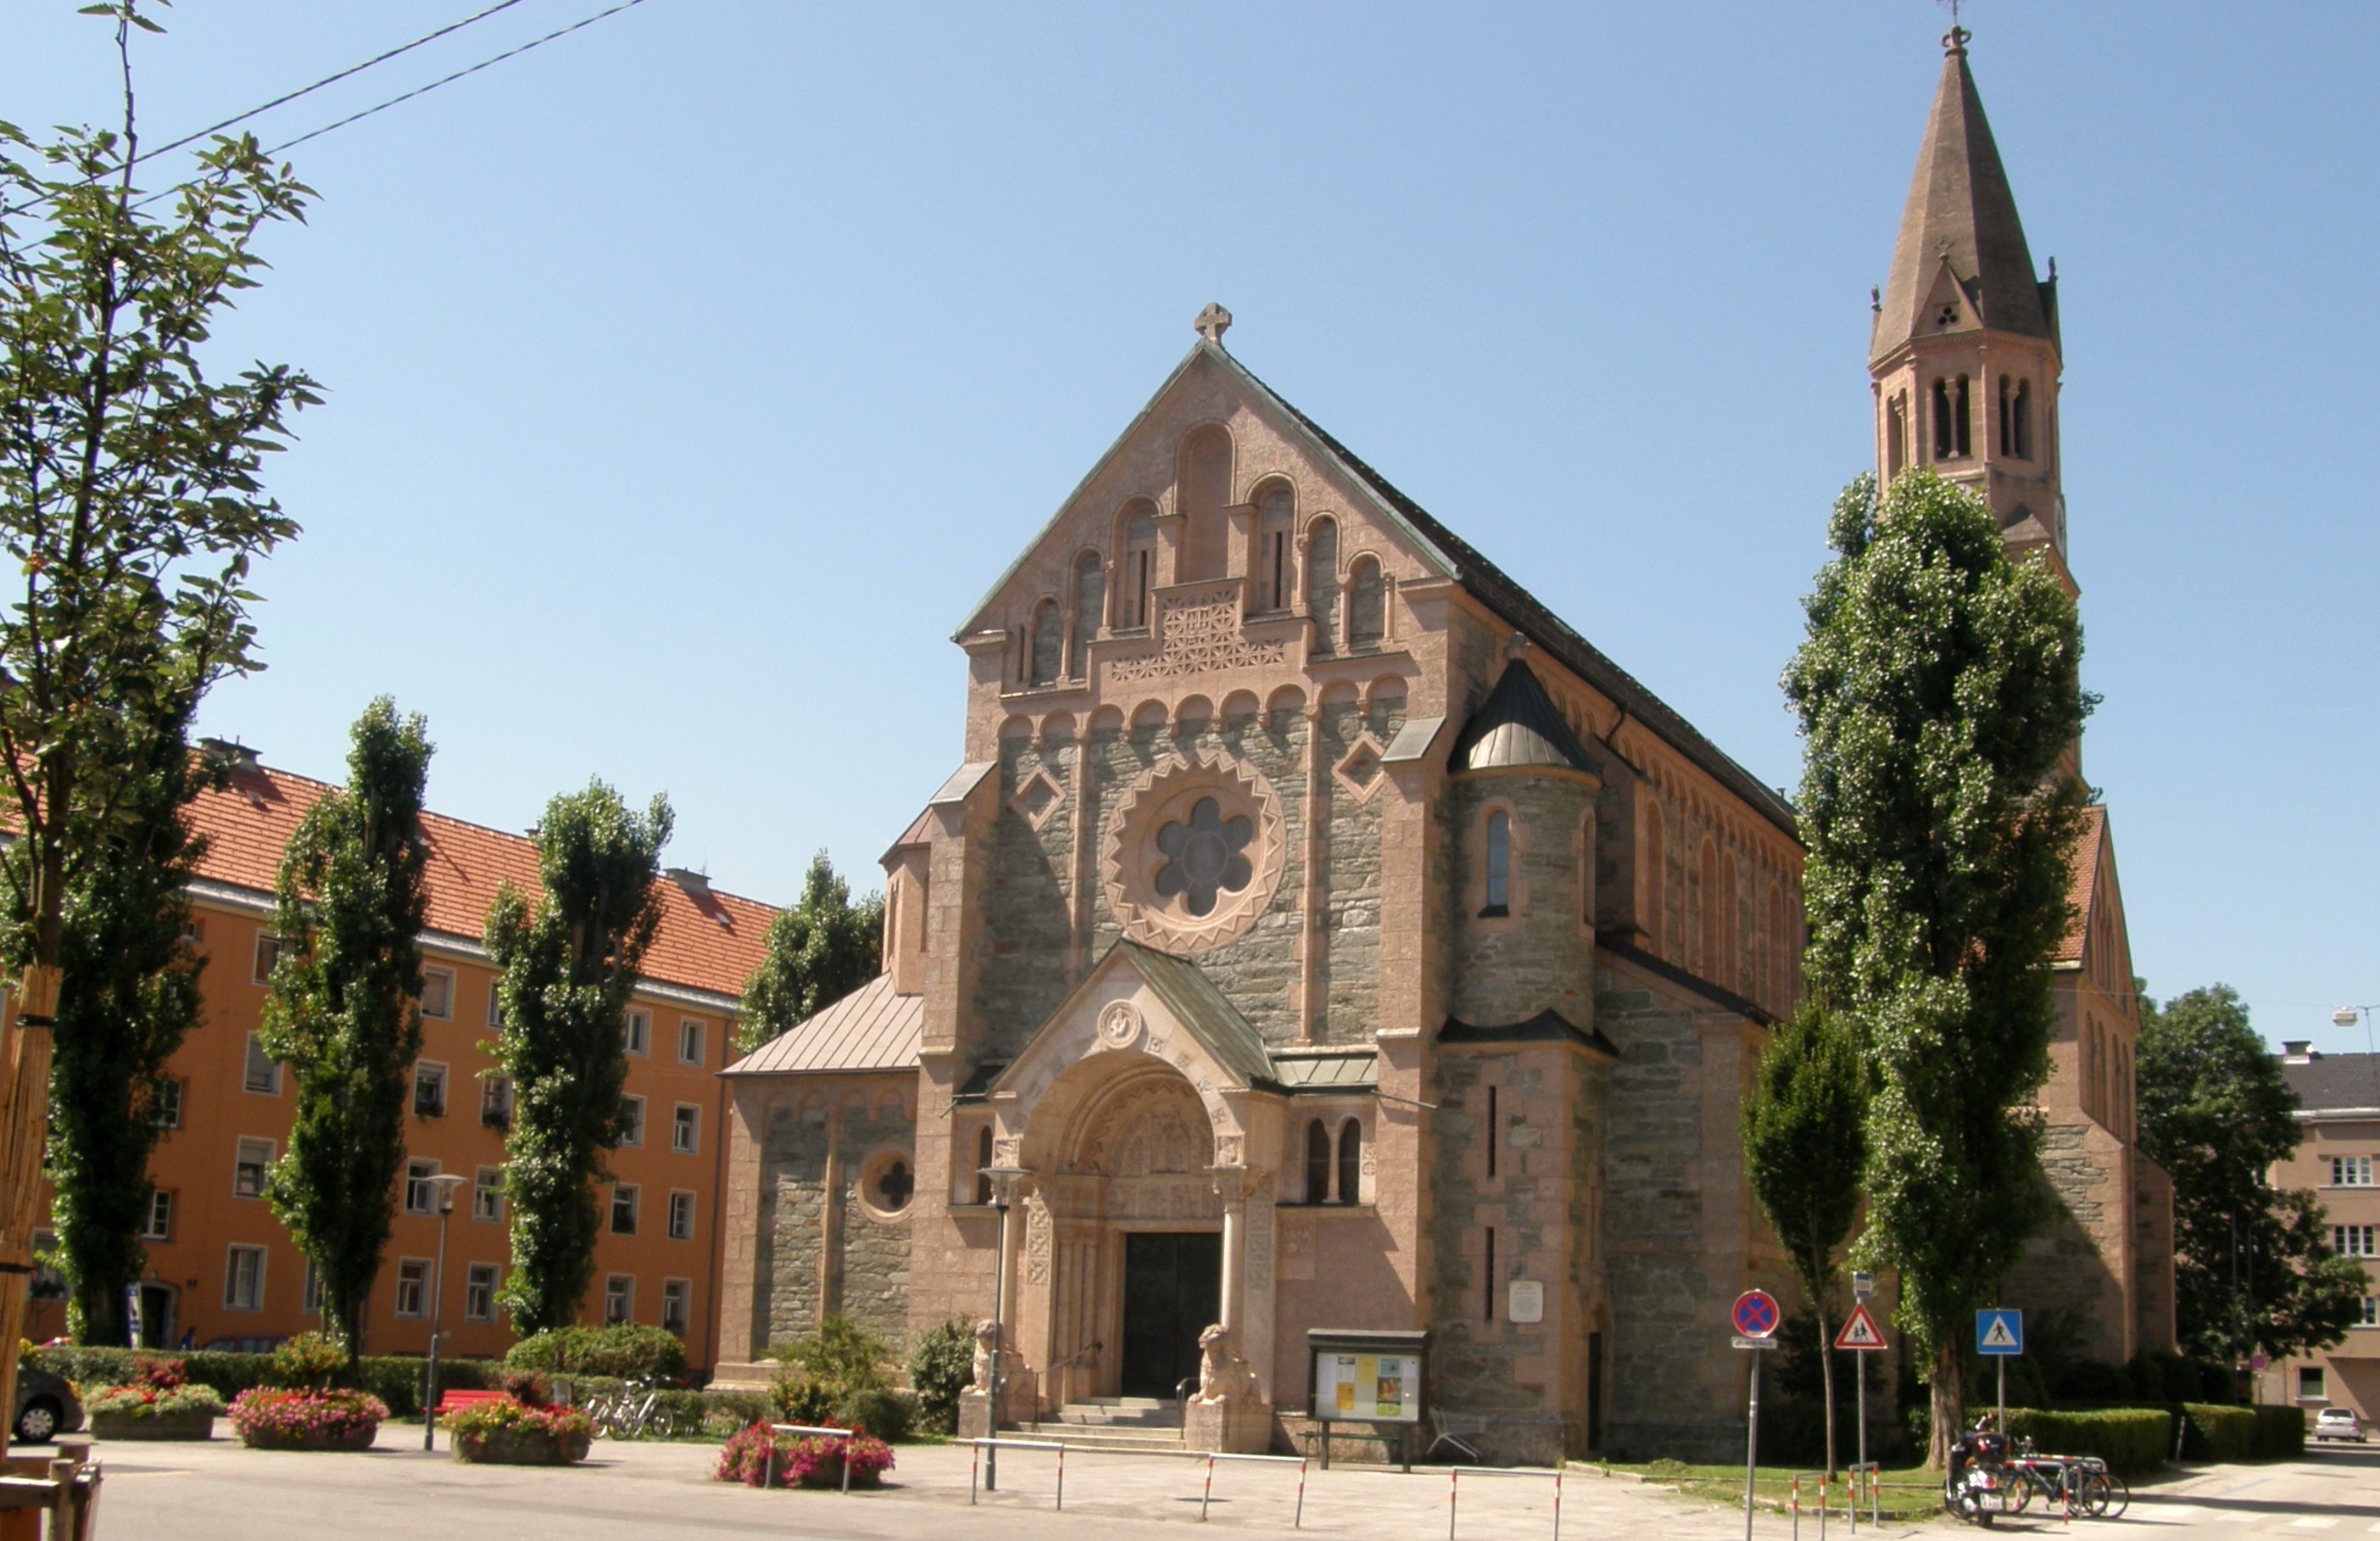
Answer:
[{"left": 860, "top": 1151, "right": 915, "bottom": 1221}]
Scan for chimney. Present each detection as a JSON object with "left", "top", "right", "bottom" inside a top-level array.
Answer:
[
  {"left": 666, "top": 868, "right": 712, "bottom": 900},
  {"left": 198, "top": 737, "right": 261, "bottom": 772},
  {"left": 2280, "top": 1040, "right": 2316, "bottom": 1064}
]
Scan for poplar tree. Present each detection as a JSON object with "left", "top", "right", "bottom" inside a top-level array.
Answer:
[
  {"left": 259, "top": 701, "right": 433, "bottom": 1367},
  {"left": 14, "top": 703, "right": 208, "bottom": 1345},
  {"left": 1742, "top": 1002, "right": 1867, "bottom": 1477},
  {"left": 1782, "top": 470, "right": 2091, "bottom": 1466},
  {"left": 487, "top": 781, "right": 672, "bottom": 1333},
  {"left": 738, "top": 852, "right": 883, "bottom": 1054},
  {"left": 0, "top": 0, "right": 314, "bottom": 1438}
]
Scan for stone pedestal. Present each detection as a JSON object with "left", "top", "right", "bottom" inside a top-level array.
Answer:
[
  {"left": 956, "top": 1361, "right": 1037, "bottom": 1437},
  {"left": 1184, "top": 1395, "right": 1274, "bottom": 1454}
]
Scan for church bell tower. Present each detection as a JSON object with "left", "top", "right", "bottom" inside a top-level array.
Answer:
[{"left": 1870, "top": 25, "right": 2071, "bottom": 595}]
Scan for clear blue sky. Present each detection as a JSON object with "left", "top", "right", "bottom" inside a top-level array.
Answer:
[{"left": 3, "top": 2, "right": 2374, "bottom": 1052}]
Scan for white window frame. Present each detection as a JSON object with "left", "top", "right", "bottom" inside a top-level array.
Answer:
[
  {"left": 481, "top": 1074, "right": 513, "bottom": 1129},
  {"left": 486, "top": 980, "right": 504, "bottom": 1028},
  {"left": 604, "top": 1273, "right": 633, "bottom": 1326},
  {"left": 242, "top": 1032, "right": 281, "bottom": 1096},
  {"left": 666, "top": 1189, "right": 695, "bottom": 1242},
  {"left": 623, "top": 1008, "right": 651, "bottom": 1057},
  {"left": 471, "top": 1165, "right": 504, "bottom": 1223},
  {"left": 2330, "top": 1154, "right": 2375, "bottom": 1187},
  {"left": 2360, "top": 1297, "right": 2378, "bottom": 1329},
  {"left": 672, "top": 1103, "right": 699, "bottom": 1155},
  {"left": 153, "top": 1077, "right": 184, "bottom": 1130},
  {"left": 251, "top": 930, "right": 281, "bottom": 985},
  {"left": 2337, "top": 1225, "right": 2377, "bottom": 1259},
  {"left": 660, "top": 1276, "right": 691, "bottom": 1336},
  {"left": 404, "top": 1158, "right": 441, "bottom": 1216},
  {"left": 465, "top": 1263, "right": 499, "bottom": 1323},
  {"left": 142, "top": 1189, "right": 174, "bottom": 1242},
  {"left": 224, "top": 1244, "right": 266, "bottom": 1311},
  {"left": 234, "top": 1136, "right": 274, "bottom": 1198},
  {"left": 620, "top": 1095, "right": 645, "bottom": 1147},
  {"left": 678, "top": 1018, "right": 705, "bottom": 1066},
  {"left": 413, "top": 1060, "right": 449, "bottom": 1119},
  {"left": 393, "top": 1256, "right": 430, "bottom": 1319},
  {"left": 420, "top": 965, "right": 455, "bottom": 1020},
  {"left": 610, "top": 1184, "right": 639, "bottom": 1236}
]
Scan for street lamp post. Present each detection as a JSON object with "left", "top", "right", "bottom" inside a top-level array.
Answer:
[
  {"left": 982, "top": 1164, "right": 1027, "bottom": 1493},
  {"left": 422, "top": 1173, "right": 470, "bottom": 1452}
]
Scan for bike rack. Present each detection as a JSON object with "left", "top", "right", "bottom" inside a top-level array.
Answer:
[
  {"left": 1443, "top": 1464, "right": 1562, "bottom": 1541},
  {"left": 766, "top": 1423, "right": 861, "bottom": 1495},
  {"left": 1848, "top": 1462, "right": 1881, "bottom": 1529},
  {"left": 967, "top": 1437, "right": 1067, "bottom": 1510}
]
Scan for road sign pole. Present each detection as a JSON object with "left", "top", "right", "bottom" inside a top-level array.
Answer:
[
  {"left": 1854, "top": 1350, "right": 1866, "bottom": 1532},
  {"left": 1996, "top": 1353, "right": 2004, "bottom": 1435},
  {"left": 1743, "top": 1348, "right": 1761, "bottom": 1541}
]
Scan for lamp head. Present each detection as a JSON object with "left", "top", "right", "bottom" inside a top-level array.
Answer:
[
  {"left": 426, "top": 1172, "right": 470, "bottom": 1214},
  {"left": 2336, "top": 1007, "right": 2361, "bottom": 1029}
]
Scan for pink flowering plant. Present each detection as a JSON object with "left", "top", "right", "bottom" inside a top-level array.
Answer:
[
  {"left": 227, "top": 1387, "right": 389, "bottom": 1450},
  {"left": 446, "top": 1397, "right": 592, "bottom": 1443},
  {"left": 714, "top": 1421, "right": 895, "bottom": 1490},
  {"left": 87, "top": 1382, "right": 225, "bottom": 1419}
]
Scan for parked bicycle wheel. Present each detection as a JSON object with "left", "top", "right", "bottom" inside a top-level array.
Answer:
[{"left": 2076, "top": 1470, "right": 2127, "bottom": 1519}]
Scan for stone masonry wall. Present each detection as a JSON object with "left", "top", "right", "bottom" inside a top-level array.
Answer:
[
  {"left": 1444, "top": 772, "right": 1596, "bottom": 1030},
  {"left": 975, "top": 731, "right": 1078, "bottom": 1061},
  {"left": 1315, "top": 690, "right": 1402, "bottom": 1044},
  {"left": 836, "top": 1101, "right": 917, "bottom": 1350},
  {"left": 758, "top": 1103, "right": 828, "bottom": 1351}
]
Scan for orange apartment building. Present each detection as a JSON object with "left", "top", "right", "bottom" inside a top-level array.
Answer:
[
  {"left": 2258, "top": 1045, "right": 2380, "bottom": 1426},
  {"left": 24, "top": 745, "right": 776, "bottom": 1371}
]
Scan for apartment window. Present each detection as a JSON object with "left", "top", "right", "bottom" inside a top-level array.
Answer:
[
  {"left": 2360, "top": 1298, "right": 2378, "bottom": 1329},
  {"left": 394, "top": 1258, "right": 428, "bottom": 1318},
  {"left": 2298, "top": 1365, "right": 2327, "bottom": 1402},
  {"left": 667, "top": 1190, "right": 695, "bottom": 1242},
  {"left": 404, "top": 1159, "right": 441, "bottom": 1216},
  {"left": 472, "top": 1166, "right": 504, "bottom": 1223},
  {"left": 672, "top": 1103, "right": 700, "bottom": 1155},
  {"left": 481, "top": 1075, "right": 513, "bottom": 1131},
  {"left": 2330, "top": 1155, "right": 2375, "bottom": 1187},
  {"left": 465, "top": 1264, "right": 499, "bottom": 1323},
  {"left": 225, "top": 1245, "right": 265, "bottom": 1311},
  {"left": 252, "top": 930, "right": 281, "bottom": 985},
  {"left": 678, "top": 1019, "right": 705, "bottom": 1066},
  {"left": 301, "top": 1258, "right": 320, "bottom": 1315},
  {"left": 2336, "top": 1225, "right": 2377, "bottom": 1258},
  {"left": 234, "top": 1136, "right": 273, "bottom": 1198},
  {"left": 243, "top": 1033, "right": 281, "bottom": 1095},
  {"left": 611, "top": 1184, "right": 638, "bottom": 1236},
  {"left": 420, "top": 966, "right": 454, "bottom": 1020},
  {"left": 604, "top": 1274, "right": 633, "bottom": 1326},
  {"left": 413, "top": 1061, "right": 449, "bottom": 1119},
  {"left": 181, "top": 916, "right": 204, "bottom": 944},
  {"left": 142, "top": 1189, "right": 174, "bottom": 1242},
  {"left": 153, "top": 1077, "right": 184, "bottom": 1130},
  {"left": 661, "top": 1278, "right": 690, "bottom": 1336},
  {"left": 622, "top": 1009, "right": 650, "bottom": 1056},
  {"left": 620, "top": 1096, "right": 646, "bottom": 1147},
  {"left": 486, "top": 980, "right": 504, "bottom": 1028}
]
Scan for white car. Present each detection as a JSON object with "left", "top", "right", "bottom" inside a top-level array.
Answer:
[{"left": 2314, "top": 1408, "right": 2367, "bottom": 1443}]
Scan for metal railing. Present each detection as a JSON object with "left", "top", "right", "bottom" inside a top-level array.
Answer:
[
  {"left": 1445, "top": 1463, "right": 1563, "bottom": 1541},
  {"left": 765, "top": 1423, "right": 858, "bottom": 1495},
  {"left": 1792, "top": 1465, "right": 1887, "bottom": 1534},
  {"left": 967, "top": 1437, "right": 1067, "bottom": 1510},
  {"left": 1196, "top": 1450, "right": 1309, "bottom": 1527}
]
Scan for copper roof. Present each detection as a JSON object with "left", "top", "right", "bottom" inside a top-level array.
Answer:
[
  {"left": 185, "top": 761, "right": 778, "bottom": 1002},
  {"left": 724, "top": 973, "right": 921, "bottom": 1076},
  {"left": 1450, "top": 660, "right": 1597, "bottom": 774}
]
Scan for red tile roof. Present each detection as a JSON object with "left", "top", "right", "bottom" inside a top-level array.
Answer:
[
  {"left": 189, "top": 762, "right": 778, "bottom": 1002},
  {"left": 2054, "top": 804, "right": 2107, "bottom": 965}
]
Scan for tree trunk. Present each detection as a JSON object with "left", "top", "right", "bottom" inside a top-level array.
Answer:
[
  {"left": 1818, "top": 1305, "right": 1837, "bottom": 1477},
  {"left": 0, "top": 965, "right": 67, "bottom": 1461},
  {"left": 1928, "top": 1341, "right": 1965, "bottom": 1470}
]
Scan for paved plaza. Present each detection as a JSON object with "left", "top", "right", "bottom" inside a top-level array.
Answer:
[{"left": 76, "top": 1427, "right": 2380, "bottom": 1541}]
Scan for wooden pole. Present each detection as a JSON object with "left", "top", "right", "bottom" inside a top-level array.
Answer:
[{"left": 0, "top": 965, "right": 65, "bottom": 1465}]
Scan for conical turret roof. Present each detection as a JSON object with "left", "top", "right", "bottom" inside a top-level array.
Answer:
[
  {"left": 1872, "top": 31, "right": 2054, "bottom": 364},
  {"left": 1450, "top": 660, "right": 1597, "bottom": 775}
]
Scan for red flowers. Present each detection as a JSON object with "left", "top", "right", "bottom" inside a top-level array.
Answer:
[{"left": 714, "top": 1422, "right": 895, "bottom": 1489}]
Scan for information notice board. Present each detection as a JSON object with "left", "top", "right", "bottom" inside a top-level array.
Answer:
[{"left": 1305, "top": 1328, "right": 1430, "bottom": 1470}]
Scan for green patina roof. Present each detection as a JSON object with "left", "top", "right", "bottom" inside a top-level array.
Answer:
[{"left": 1116, "top": 940, "right": 1282, "bottom": 1092}]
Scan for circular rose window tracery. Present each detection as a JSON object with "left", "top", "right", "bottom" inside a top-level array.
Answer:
[{"left": 1105, "top": 752, "right": 1286, "bottom": 957}]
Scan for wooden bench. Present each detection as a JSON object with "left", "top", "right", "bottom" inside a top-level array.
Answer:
[{"left": 432, "top": 1389, "right": 510, "bottom": 1424}]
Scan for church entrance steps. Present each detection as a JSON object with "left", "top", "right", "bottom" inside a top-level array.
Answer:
[{"left": 1007, "top": 1399, "right": 1189, "bottom": 1453}]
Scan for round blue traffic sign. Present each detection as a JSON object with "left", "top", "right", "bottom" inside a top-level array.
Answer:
[{"left": 1732, "top": 1289, "right": 1781, "bottom": 1338}]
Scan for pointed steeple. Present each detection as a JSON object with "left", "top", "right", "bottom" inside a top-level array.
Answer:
[{"left": 1871, "top": 27, "right": 2054, "bottom": 366}]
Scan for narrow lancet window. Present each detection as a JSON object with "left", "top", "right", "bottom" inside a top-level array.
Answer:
[{"left": 1484, "top": 811, "right": 1511, "bottom": 916}]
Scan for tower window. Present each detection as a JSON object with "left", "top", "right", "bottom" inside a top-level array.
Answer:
[
  {"left": 1306, "top": 517, "right": 1340, "bottom": 652},
  {"left": 1954, "top": 376, "right": 1972, "bottom": 457},
  {"left": 1346, "top": 556, "right": 1385, "bottom": 649},
  {"left": 1931, "top": 378, "right": 1954, "bottom": 461},
  {"left": 1305, "top": 1119, "right": 1330, "bottom": 1203},
  {"left": 2014, "top": 379, "right": 2032, "bottom": 459},
  {"left": 1118, "top": 505, "right": 1157, "bottom": 628},
  {"left": 1483, "top": 811, "right": 1511, "bottom": 917},
  {"left": 1886, "top": 396, "right": 1906, "bottom": 481},
  {"left": 1256, "top": 484, "right": 1294, "bottom": 613},
  {"left": 1070, "top": 552, "right": 1104, "bottom": 677}
]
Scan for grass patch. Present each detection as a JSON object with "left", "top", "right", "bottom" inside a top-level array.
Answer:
[{"left": 1585, "top": 1460, "right": 1945, "bottom": 1522}]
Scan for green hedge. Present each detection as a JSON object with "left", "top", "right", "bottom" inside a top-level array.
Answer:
[
  {"left": 504, "top": 1325, "right": 685, "bottom": 1380},
  {"left": 26, "top": 1345, "right": 503, "bottom": 1419},
  {"left": 2004, "top": 1407, "right": 2172, "bottom": 1476},
  {"left": 2251, "top": 1404, "right": 2304, "bottom": 1460},
  {"left": 2177, "top": 1403, "right": 2254, "bottom": 1462}
]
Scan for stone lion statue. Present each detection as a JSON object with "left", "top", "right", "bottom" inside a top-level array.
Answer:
[
  {"left": 1194, "top": 1322, "right": 1258, "bottom": 1405},
  {"left": 970, "top": 1318, "right": 1000, "bottom": 1390}
]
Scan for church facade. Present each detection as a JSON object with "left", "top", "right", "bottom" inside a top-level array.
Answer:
[{"left": 713, "top": 31, "right": 2168, "bottom": 1463}]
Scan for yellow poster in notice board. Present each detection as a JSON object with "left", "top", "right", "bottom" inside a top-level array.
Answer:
[{"left": 1317, "top": 1352, "right": 1423, "bottom": 1422}]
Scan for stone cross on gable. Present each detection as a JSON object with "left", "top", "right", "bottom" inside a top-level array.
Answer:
[{"left": 1195, "top": 303, "right": 1233, "bottom": 344}]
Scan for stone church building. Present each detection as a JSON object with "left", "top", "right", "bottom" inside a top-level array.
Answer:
[{"left": 714, "top": 31, "right": 2170, "bottom": 1462}]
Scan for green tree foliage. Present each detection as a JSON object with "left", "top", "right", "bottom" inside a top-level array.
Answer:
[
  {"left": 2136, "top": 985, "right": 2369, "bottom": 1361},
  {"left": 906, "top": 1316, "right": 976, "bottom": 1434},
  {"left": 0, "top": 0, "right": 314, "bottom": 1426},
  {"left": 1783, "top": 471, "right": 2092, "bottom": 1466},
  {"left": 737, "top": 852, "right": 883, "bottom": 1054},
  {"left": 259, "top": 701, "right": 433, "bottom": 1367},
  {"left": 1742, "top": 1002, "right": 1867, "bottom": 1474},
  {"left": 11, "top": 701, "right": 209, "bottom": 1344},
  {"left": 486, "top": 781, "right": 672, "bottom": 1333}
]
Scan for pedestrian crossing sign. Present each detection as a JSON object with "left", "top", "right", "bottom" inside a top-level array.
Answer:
[
  {"left": 1976, "top": 1309, "right": 2024, "bottom": 1355},
  {"left": 1834, "top": 1302, "right": 1887, "bottom": 1353}
]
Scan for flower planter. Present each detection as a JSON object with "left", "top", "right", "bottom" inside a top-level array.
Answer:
[
  {"left": 90, "top": 1408, "right": 215, "bottom": 1441},
  {"left": 237, "top": 1422, "right": 381, "bottom": 1453},
  {"left": 454, "top": 1426, "right": 591, "bottom": 1466},
  {"left": 226, "top": 1387, "right": 389, "bottom": 1452}
]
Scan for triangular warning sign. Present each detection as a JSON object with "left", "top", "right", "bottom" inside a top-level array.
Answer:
[
  {"left": 1835, "top": 1302, "right": 1887, "bottom": 1352},
  {"left": 1981, "top": 1315, "right": 2019, "bottom": 1349}
]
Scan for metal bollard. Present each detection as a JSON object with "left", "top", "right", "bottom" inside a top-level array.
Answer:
[
  {"left": 1448, "top": 1466, "right": 1459, "bottom": 1541},
  {"left": 1552, "top": 1464, "right": 1563, "bottom": 1541},
  {"left": 1792, "top": 1475, "right": 1800, "bottom": 1541},
  {"left": 1056, "top": 1443, "right": 1066, "bottom": 1512},
  {"left": 970, "top": 1441, "right": 979, "bottom": 1506},
  {"left": 1295, "top": 1457, "right": 1307, "bottom": 1531},
  {"left": 1201, "top": 1453, "right": 1216, "bottom": 1522}
]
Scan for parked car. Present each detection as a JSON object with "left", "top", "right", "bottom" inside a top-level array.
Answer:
[
  {"left": 2313, "top": 1408, "right": 2367, "bottom": 1443},
  {"left": 13, "top": 1366, "right": 86, "bottom": 1444}
]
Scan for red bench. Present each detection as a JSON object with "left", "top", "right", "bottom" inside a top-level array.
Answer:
[{"left": 432, "top": 1389, "right": 510, "bottom": 1424}]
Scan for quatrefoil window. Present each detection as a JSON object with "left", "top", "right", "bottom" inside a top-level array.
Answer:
[{"left": 1151, "top": 797, "right": 1254, "bottom": 917}]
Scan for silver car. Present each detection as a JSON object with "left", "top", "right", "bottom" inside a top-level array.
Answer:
[{"left": 2313, "top": 1408, "right": 2367, "bottom": 1443}]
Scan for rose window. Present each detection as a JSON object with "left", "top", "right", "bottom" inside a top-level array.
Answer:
[{"left": 1152, "top": 797, "right": 1255, "bottom": 916}]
